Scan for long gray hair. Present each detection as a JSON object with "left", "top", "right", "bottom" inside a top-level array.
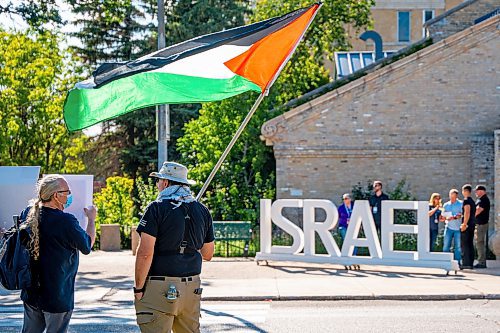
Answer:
[{"left": 26, "top": 174, "right": 66, "bottom": 260}]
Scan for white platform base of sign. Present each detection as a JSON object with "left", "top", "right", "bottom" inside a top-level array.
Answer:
[{"left": 255, "top": 252, "right": 460, "bottom": 274}]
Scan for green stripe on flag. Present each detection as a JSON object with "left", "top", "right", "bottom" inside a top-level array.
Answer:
[{"left": 63, "top": 72, "right": 261, "bottom": 131}]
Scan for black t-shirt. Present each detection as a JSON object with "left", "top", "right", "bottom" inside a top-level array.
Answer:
[
  {"left": 369, "top": 192, "right": 389, "bottom": 227},
  {"left": 21, "top": 207, "right": 91, "bottom": 313},
  {"left": 475, "top": 195, "right": 490, "bottom": 225},
  {"left": 462, "top": 197, "right": 476, "bottom": 226},
  {"left": 137, "top": 199, "right": 214, "bottom": 277}
]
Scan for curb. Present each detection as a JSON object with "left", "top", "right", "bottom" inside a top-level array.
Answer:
[{"left": 201, "top": 294, "right": 500, "bottom": 302}]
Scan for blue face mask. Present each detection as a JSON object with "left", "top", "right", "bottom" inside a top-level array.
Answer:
[{"left": 64, "top": 194, "right": 73, "bottom": 209}]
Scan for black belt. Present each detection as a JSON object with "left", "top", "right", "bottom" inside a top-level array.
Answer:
[{"left": 149, "top": 276, "right": 195, "bottom": 282}]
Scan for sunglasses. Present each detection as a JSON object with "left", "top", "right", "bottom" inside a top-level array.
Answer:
[{"left": 57, "top": 190, "right": 71, "bottom": 195}]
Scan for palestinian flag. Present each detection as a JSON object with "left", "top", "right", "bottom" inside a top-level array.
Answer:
[{"left": 63, "top": 3, "right": 321, "bottom": 131}]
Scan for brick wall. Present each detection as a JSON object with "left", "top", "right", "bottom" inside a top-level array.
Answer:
[
  {"left": 426, "top": 0, "right": 499, "bottom": 41},
  {"left": 262, "top": 17, "right": 499, "bottom": 214}
]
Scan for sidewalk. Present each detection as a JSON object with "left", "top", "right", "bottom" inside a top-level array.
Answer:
[{"left": 2, "top": 250, "right": 499, "bottom": 307}]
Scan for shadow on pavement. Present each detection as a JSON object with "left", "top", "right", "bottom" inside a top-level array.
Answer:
[
  {"left": 76, "top": 271, "right": 133, "bottom": 290},
  {"left": 266, "top": 264, "right": 475, "bottom": 280},
  {"left": 202, "top": 307, "right": 268, "bottom": 333}
]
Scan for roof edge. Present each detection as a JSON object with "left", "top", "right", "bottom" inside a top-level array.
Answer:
[{"left": 261, "top": 14, "right": 499, "bottom": 145}]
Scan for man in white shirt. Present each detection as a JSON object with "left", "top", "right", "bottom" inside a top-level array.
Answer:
[{"left": 442, "top": 189, "right": 463, "bottom": 264}]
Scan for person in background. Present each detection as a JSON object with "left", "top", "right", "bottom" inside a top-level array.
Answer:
[
  {"left": 337, "top": 193, "right": 354, "bottom": 241},
  {"left": 428, "top": 193, "right": 442, "bottom": 252},
  {"left": 460, "top": 184, "right": 476, "bottom": 269},
  {"left": 338, "top": 193, "right": 358, "bottom": 256},
  {"left": 473, "top": 185, "right": 490, "bottom": 269},
  {"left": 442, "top": 189, "right": 462, "bottom": 264},
  {"left": 21, "top": 174, "right": 96, "bottom": 333},
  {"left": 369, "top": 180, "right": 389, "bottom": 234}
]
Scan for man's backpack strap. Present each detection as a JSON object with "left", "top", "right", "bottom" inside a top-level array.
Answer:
[{"left": 157, "top": 201, "right": 197, "bottom": 256}]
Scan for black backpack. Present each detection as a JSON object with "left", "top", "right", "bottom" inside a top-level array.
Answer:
[{"left": 0, "top": 215, "right": 32, "bottom": 290}]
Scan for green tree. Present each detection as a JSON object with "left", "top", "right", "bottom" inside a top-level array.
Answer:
[
  {"left": 0, "top": 29, "right": 86, "bottom": 173},
  {"left": 178, "top": 0, "right": 374, "bottom": 222},
  {"left": 164, "top": 0, "right": 252, "bottom": 44},
  {"left": 135, "top": 177, "right": 157, "bottom": 212},
  {"left": 0, "top": 1, "right": 62, "bottom": 28},
  {"left": 94, "top": 176, "right": 136, "bottom": 247},
  {"left": 68, "top": 0, "right": 147, "bottom": 66}
]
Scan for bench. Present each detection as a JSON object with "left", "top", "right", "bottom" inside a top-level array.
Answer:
[{"left": 213, "top": 221, "right": 252, "bottom": 257}]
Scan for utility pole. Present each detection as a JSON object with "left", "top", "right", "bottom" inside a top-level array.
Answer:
[{"left": 156, "top": 0, "right": 170, "bottom": 169}]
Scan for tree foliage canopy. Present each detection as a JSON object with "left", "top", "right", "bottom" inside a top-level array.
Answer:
[
  {"left": 165, "top": 0, "right": 252, "bottom": 44},
  {"left": 0, "top": 29, "right": 86, "bottom": 173},
  {"left": 0, "top": 1, "right": 62, "bottom": 28},
  {"left": 68, "top": 0, "right": 149, "bottom": 67}
]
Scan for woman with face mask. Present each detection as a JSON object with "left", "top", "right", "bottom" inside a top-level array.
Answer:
[{"left": 20, "top": 174, "right": 96, "bottom": 333}]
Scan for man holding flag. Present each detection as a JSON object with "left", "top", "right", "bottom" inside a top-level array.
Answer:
[{"left": 134, "top": 161, "right": 214, "bottom": 333}]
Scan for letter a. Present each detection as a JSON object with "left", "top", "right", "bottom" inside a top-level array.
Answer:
[{"left": 341, "top": 200, "right": 382, "bottom": 258}]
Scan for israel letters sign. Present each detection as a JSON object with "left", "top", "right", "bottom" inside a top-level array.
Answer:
[{"left": 256, "top": 199, "right": 459, "bottom": 271}]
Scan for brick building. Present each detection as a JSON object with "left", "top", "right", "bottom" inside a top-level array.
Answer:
[
  {"left": 261, "top": 2, "right": 499, "bottom": 240},
  {"left": 349, "top": 0, "right": 464, "bottom": 51}
]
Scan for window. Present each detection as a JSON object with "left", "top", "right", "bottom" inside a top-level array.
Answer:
[
  {"left": 334, "top": 51, "right": 396, "bottom": 78},
  {"left": 422, "top": 10, "right": 435, "bottom": 37},
  {"left": 398, "top": 11, "right": 411, "bottom": 42}
]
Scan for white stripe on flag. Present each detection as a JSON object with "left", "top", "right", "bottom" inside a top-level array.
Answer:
[{"left": 151, "top": 45, "right": 251, "bottom": 79}]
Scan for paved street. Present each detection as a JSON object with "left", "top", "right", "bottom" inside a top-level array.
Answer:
[
  {"left": 1, "top": 251, "right": 500, "bottom": 332},
  {"left": 0, "top": 301, "right": 270, "bottom": 332},
  {"left": 1, "top": 300, "right": 499, "bottom": 332}
]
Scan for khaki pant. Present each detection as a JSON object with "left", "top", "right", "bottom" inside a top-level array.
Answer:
[
  {"left": 475, "top": 224, "right": 488, "bottom": 264},
  {"left": 135, "top": 275, "right": 202, "bottom": 333}
]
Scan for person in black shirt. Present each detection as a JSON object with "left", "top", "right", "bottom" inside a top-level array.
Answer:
[
  {"left": 21, "top": 174, "right": 96, "bottom": 333},
  {"left": 134, "top": 161, "right": 214, "bottom": 333},
  {"left": 369, "top": 180, "right": 389, "bottom": 233},
  {"left": 474, "top": 185, "right": 490, "bottom": 268},
  {"left": 460, "top": 184, "right": 476, "bottom": 269}
]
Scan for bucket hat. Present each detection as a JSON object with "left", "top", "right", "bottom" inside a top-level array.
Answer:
[{"left": 149, "top": 161, "right": 195, "bottom": 185}]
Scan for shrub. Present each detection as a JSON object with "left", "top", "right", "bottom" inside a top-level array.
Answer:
[
  {"left": 135, "top": 177, "right": 158, "bottom": 213},
  {"left": 94, "top": 176, "right": 136, "bottom": 249}
]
